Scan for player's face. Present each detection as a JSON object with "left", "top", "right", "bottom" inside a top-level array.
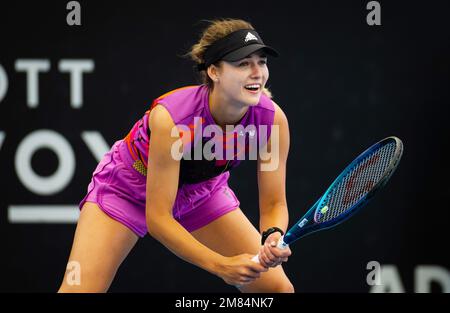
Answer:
[{"left": 217, "top": 52, "right": 269, "bottom": 106}]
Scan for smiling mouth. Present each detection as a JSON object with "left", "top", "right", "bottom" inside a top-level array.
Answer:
[{"left": 244, "top": 84, "right": 261, "bottom": 93}]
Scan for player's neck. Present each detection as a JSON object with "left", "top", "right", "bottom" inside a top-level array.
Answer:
[{"left": 208, "top": 88, "right": 248, "bottom": 130}]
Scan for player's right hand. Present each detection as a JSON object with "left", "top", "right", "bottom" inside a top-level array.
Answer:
[{"left": 216, "top": 254, "right": 269, "bottom": 286}]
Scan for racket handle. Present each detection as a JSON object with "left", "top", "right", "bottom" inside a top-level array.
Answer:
[{"left": 251, "top": 235, "right": 288, "bottom": 263}]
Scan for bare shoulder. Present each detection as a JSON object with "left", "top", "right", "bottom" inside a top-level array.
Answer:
[{"left": 148, "top": 104, "right": 176, "bottom": 134}]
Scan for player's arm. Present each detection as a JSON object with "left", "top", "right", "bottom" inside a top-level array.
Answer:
[
  {"left": 256, "top": 101, "right": 292, "bottom": 267},
  {"left": 257, "top": 101, "right": 290, "bottom": 233},
  {"left": 146, "top": 105, "right": 267, "bottom": 285}
]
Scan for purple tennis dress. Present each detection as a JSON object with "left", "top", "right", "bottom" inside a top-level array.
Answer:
[{"left": 80, "top": 85, "right": 275, "bottom": 237}]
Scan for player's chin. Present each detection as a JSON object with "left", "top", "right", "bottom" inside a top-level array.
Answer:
[{"left": 241, "top": 89, "right": 262, "bottom": 106}]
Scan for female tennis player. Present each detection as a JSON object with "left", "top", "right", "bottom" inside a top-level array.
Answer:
[{"left": 58, "top": 18, "right": 294, "bottom": 293}]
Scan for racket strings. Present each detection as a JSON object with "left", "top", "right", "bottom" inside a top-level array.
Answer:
[{"left": 316, "top": 142, "right": 397, "bottom": 223}]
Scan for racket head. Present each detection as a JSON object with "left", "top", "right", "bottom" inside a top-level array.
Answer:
[
  {"left": 283, "top": 136, "right": 403, "bottom": 245},
  {"left": 314, "top": 136, "right": 403, "bottom": 227}
]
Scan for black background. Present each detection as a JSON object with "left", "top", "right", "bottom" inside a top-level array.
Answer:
[{"left": 0, "top": 0, "right": 449, "bottom": 292}]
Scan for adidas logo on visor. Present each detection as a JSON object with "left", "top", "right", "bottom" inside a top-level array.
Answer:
[{"left": 244, "top": 32, "right": 258, "bottom": 42}]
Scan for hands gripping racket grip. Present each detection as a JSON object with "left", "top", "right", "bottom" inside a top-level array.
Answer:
[{"left": 251, "top": 235, "right": 289, "bottom": 263}]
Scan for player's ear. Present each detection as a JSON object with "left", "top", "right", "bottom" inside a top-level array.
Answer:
[{"left": 207, "top": 64, "right": 220, "bottom": 83}]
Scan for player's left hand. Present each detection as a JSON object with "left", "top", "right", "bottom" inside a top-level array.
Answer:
[{"left": 258, "top": 232, "right": 291, "bottom": 268}]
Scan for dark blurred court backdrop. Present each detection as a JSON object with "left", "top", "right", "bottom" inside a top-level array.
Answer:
[{"left": 0, "top": 0, "right": 449, "bottom": 292}]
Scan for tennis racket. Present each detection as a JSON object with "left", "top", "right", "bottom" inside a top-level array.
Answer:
[{"left": 252, "top": 136, "right": 403, "bottom": 262}]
